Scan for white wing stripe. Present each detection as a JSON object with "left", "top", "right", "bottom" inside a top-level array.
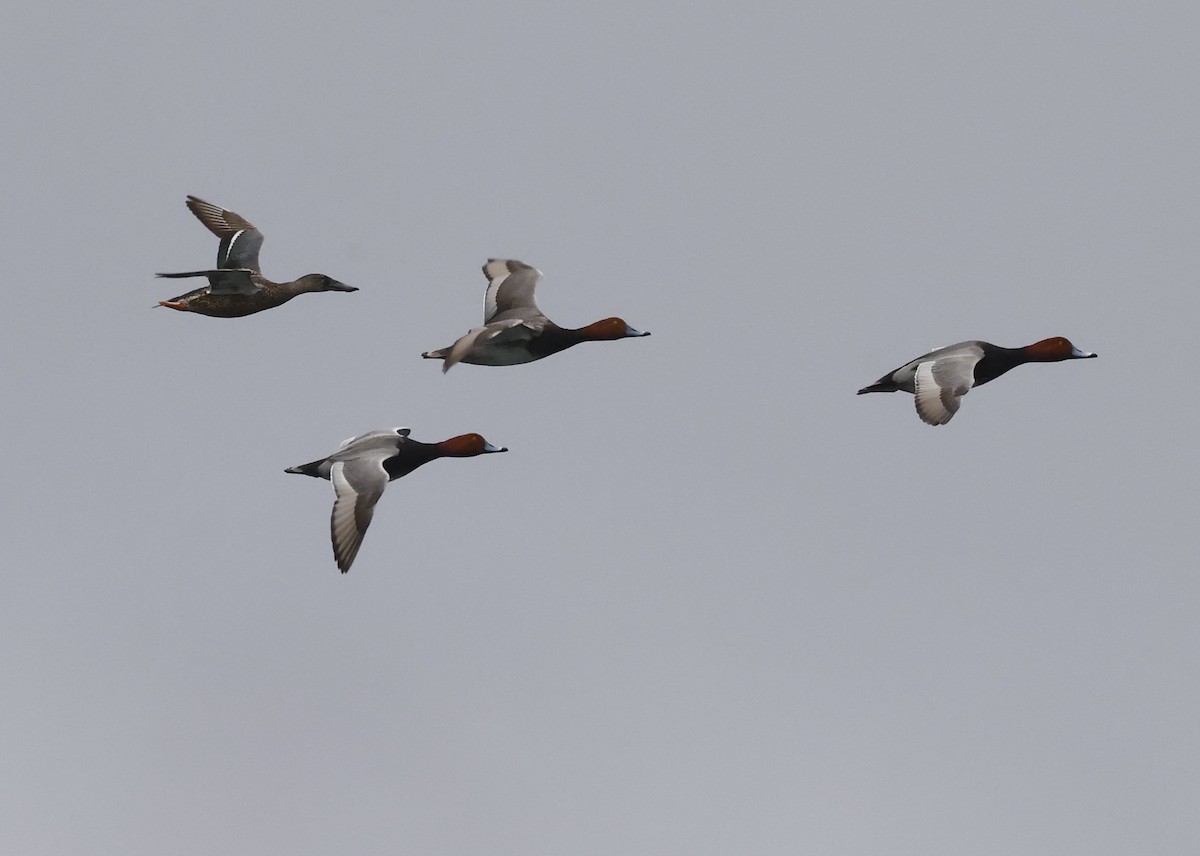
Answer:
[
  {"left": 220, "top": 229, "right": 246, "bottom": 266},
  {"left": 484, "top": 271, "right": 511, "bottom": 322}
]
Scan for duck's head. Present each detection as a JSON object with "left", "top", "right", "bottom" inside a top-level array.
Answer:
[
  {"left": 579, "top": 317, "right": 651, "bottom": 341},
  {"left": 1025, "top": 337, "right": 1097, "bottom": 361},
  {"left": 298, "top": 274, "right": 358, "bottom": 293},
  {"left": 438, "top": 433, "right": 509, "bottom": 457}
]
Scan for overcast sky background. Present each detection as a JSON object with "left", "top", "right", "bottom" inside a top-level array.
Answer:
[{"left": 2, "top": 2, "right": 1197, "bottom": 854}]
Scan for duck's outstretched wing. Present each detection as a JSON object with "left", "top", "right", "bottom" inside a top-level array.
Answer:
[
  {"left": 483, "top": 259, "right": 544, "bottom": 323},
  {"left": 328, "top": 451, "right": 393, "bottom": 573},
  {"left": 186, "top": 196, "right": 266, "bottom": 273},
  {"left": 913, "top": 354, "right": 980, "bottom": 426}
]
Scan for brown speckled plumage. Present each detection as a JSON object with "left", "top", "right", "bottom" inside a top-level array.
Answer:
[{"left": 155, "top": 196, "right": 357, "bottom": 317}]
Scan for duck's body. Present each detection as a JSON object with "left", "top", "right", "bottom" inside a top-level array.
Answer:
[
  {"left": 422, "top": 259, "right": 649, "bottom": 372},
  {"left": 156, "top": 195, "right": 356, "bottom": 317},
  {"left": 285, "top": 427, "right": 507, "bottom": 573},
  {"left": 857, "top": 337, "right": 1097, "bottom": 425},
  {"left": 156, "top": 270, "right": 355, "bottom": 317}
]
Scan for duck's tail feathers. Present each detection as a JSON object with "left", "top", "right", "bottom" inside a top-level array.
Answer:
[{"left": 285, "top": 460, "right": 324, "bottom": 477}]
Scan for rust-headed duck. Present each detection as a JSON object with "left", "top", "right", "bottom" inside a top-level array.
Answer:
[
  {"left": 857, "top": 337, "right": 1097, "bottom": 425},
  {"left": 285, "top": 427, "right": 507, "bottom": 573},
  {"left": 422, "top": 259, "right": 649, "bottom": 372}
]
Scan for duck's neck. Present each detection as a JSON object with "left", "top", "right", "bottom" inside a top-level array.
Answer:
[
  {"left": 383, "top": 441, "right": 442, "bottom": 480},
  {"left": 527, "top": 322, "right": 586, "bottom": 356},
  {"left": 298, "top": 276, "right": 328, "bottom": 294},
  {"left": 546, "top": 322, "right": 587, "bottom": 344},
  {"left": 974, "top": 345, "right": 1026, "bottom": 387}
]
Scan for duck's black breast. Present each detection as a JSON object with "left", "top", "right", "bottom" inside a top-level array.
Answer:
[
  {"left": 382, "top": 441, "right": 440, "bottom": 481},
  {"left": 524, "top": 323, "right": 581, "bottom": 361},
  {"left": 972, "top": 345, "right": 1023, "bottom": 387}
]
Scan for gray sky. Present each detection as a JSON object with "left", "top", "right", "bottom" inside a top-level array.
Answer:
[{"left": 2, "top": 1, "right": 1197, "bottom": 853}]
